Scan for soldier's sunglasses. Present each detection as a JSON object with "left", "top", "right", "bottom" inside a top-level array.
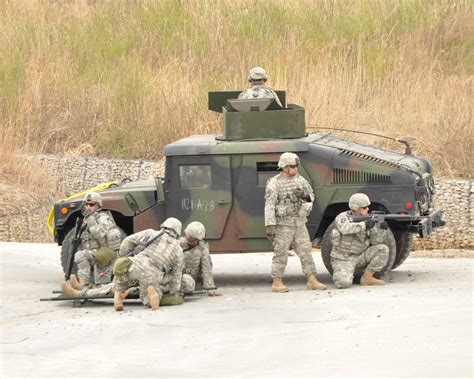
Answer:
[
  {"left": 361, "top": 206, "right": 369, "bottom": 209},
  {"left": 85, "top": 202, "right": 97, "bottom": 207},
  {"left": 288, "top": 165, "right": 298, "bottom": 169}
]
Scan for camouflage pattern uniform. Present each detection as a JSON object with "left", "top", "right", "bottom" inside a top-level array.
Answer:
[
  {"left": 265, "top": 172, "right": 317, "bottom": 278},
  {"left": 113, "top": 229, "right": 184, "bottom": 306},
  {"left": 330, "top": 211, "right": 389, "bottom": 288},
  {"left": 238, "top": 86, "right": 283, "bottom": 107},
  {"left": 75, "top": 210, "right": 122, "bottom": 285},
  {"left": 239, "top": 66, "right": 283, "bottom": 107},
  {"left": 180, "top": 237, "right": 216, "bottom": 292}
]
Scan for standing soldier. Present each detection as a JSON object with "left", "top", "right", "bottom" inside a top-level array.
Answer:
[
  {"left": 330, "top": 193, "right": 390, "bottom": 289},
  {"left": 238, "top": 67, "right": 283, "bottom": 107},
  {"left": 265, "top": 152, "right": 326, "bottom": 293},
  {"left": 62, "top": 192, "right": 122, "bottom": 291},
  {"left": 112, "top": 217, "right": 184, "bottom": 311},
  {"left": 180, "top": 221, "right": 222, "bottom": 296}
]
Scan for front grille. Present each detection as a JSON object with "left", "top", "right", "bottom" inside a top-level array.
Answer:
[{"left": 332, "top": 168, "right": 391, "bottom": 184}]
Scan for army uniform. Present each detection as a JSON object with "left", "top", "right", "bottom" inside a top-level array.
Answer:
[
  {"left": 238, "top": 86, "right": 283, "bottom": 107},
  {"left": 331, "top": 211, "right": 389, "bottom": 288},
  {"left": 265, "top": 172, "right": 317, "bottom": 278},
  {"left": 113, "top": 229, "right": 184, "bottom": 306},
  {"left": 179, "top": 237, "right": 215, "bottom": 292},
  {"left": 74, "top": 210, "right": 122, "bottom": 285},
  {"left": 239, "top": 66, "right": 283, "bottom": 107}
]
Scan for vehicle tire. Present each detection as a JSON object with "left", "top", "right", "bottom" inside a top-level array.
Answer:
[
  {"left": 60, "top": 227, "right": 127, "bottom": 276},
  {"left": 391, "top": 231, "right": 413, "bottom": 270},
  {"left": 320, "top": 221, "right": 397, "bottom": 277}
]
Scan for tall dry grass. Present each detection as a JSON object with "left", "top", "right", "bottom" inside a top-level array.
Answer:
[{"left": 1, "top": 0, "right": 473, "bottom": 179}]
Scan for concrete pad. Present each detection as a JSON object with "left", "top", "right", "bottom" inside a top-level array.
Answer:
[{"left": 0, "top": 242, "right": 472, "bottom": 378}]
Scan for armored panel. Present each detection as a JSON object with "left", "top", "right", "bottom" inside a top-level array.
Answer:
[
  {"left": 208, "top": 91, "right": 286, "bottom": 112},
  {"left": 222, "top": 104, "right": 305, "bottom": 141}
]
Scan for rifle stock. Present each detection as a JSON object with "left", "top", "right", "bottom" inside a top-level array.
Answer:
[{"left": 65, "top": 217, "right": 84, "bottom": 280}]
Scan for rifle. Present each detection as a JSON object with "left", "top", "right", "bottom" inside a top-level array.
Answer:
[
  {"left": 39, "top": 289, "right": 214, "bottom": 302},
  {"left": 348, "top": 209, "right": 444, "bottom": 238},
  {"left": 128, "top": 230, "right": 164, "bottom": 257},
  {"left": 64, "top": 217, "right": 84, "bottom": 280}
]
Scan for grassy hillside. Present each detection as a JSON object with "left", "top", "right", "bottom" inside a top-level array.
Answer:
[{"left": 1, "top": 0, "right": 473, "bottom": 181}]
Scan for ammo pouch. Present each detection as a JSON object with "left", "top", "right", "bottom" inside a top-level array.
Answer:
[
  {"left": 331, "top": 228, "right": 341, "bottom": 246},
  {"left": 93, "top": 264, "right": 113, "bottom": 285},
  {"left": 297, "top": 202, "right": 312, "bottom": 217},
  {"left": 275, "top": 204, "right": 289, "bottom": 217},
  {"left": 106, "top": 227, "right": 122, "bottom": 250}
]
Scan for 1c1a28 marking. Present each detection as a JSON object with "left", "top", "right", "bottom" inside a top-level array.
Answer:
[{"left": 181, "top": 198, "right": 216, "bottom": 212}]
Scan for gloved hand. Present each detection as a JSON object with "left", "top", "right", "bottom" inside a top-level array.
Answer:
[
  {"left": 379, "top": 221, "right": 389, "bottom": 230},
  {"left": 293, "top": 188, "right": 305, "bottom": 199},
  {"left": 365, "top": 218, "right": 376, "bottom": 229},
  {"left": 266, "top": 225, "right": 276, "bottom": 242}
]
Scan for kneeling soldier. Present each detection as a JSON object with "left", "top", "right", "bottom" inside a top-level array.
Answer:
[
  {"left": 331, "top": 193, "right": 390, "bottom": 289},
  {"left": 180, "top": 221, "right": 222, "bottom": 296},
  {"left": 112, "top": 217, "right": 184, "bottom": 311}
]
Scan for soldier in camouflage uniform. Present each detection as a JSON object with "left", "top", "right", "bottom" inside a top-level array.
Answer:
[
  {"left": 330, "top": 193, "right": 390, "bottom": 289},
  {"left": 60, "top": 192, "right": 122, "bottom": 293},
  {"left": 112, "top": 217, "right": 184, "bottom": 311},
  {"left": 180, "top": 221, "right": 222, "bottom": 296},
  {"left": 265, "top": 152, "right": 326, "bottom": 293},
  {"left": 238, "top": 67, "right": 283, "bottom": 107}
]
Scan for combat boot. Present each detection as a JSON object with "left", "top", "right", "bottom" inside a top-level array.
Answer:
[
  {"left": 147, "top": 286, "right": 160, "bottom": 310},
  {"left": 360, "top": 268, "right": 385, "bottom": 286},
  {"left": 61, "top": 281, "right": 81, "bottom": 297},
  {"left": 272, "top": 277, "right": 289, "bottom": 293},
  {"left": 114, "top": 291, "right": 124, "bottom": 311},
  {"left": 306, "top": 273, "right": 327, "bottom": 290},
  {"left": 69, "top": 274, "right": 89, "bottom": 290}
]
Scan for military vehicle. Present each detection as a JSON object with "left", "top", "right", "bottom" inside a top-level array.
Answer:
[{"left": 51, "top": 91, "right": 444, "bottom": 275}]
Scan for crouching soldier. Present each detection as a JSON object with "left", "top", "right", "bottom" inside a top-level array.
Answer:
[
  {"left": 112, "top": 217, "right": 184, "bottom": 311},
  {"left": 331, "top": 193, "right": 390, "bottom": 289},
  {"left": 180, "top": 221, "right": 222, "bottom": 297},
  {"left": 61, "top": 192, "right": 122, "bottom": 292}
]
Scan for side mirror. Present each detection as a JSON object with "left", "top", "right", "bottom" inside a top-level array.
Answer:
[{"left": 155, "top": 177, "right": 166, "bottom": 204}]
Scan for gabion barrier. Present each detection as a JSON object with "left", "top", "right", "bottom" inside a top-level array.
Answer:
[{"left": 1, "top": 155, "right": 472, "bottom": 250}]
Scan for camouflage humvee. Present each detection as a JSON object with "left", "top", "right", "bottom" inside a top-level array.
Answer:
[{"left": 52, "top": 91, "right": 444, "bottom": 275}]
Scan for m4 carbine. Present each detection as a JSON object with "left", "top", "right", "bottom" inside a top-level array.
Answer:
[
  {"left": 348, "top": 210, "right": 444, "bottom": 238},
  {"left": 65, "top": 217, "right": 84, "bottom": 280}
]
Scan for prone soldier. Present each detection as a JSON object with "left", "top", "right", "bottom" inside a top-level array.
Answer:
[{"left": 330, "top": 193, "right": 390, "bottom": 289}]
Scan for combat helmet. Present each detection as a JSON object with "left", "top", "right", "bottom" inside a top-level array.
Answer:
[
  {"left": 278, "top": 152, "right": 300, "bottom": 168},
  {"left": 184, "top": 221, "right": 206, "bottom": 241},
  {"left": 160, "top": 217, "right": 182, "bottom": 238},
  {"left": 85, "top": 192, "right": 103, "bottom": 207},
  {"left": 248, "top": 67, "right": 268, "bottom": 82},
  {"left": 348, "top": 193, "right": 371, "bottom": 211}
]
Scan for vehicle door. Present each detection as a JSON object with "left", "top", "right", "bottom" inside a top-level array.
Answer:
[{"left": 166, "top": 155, "right": 232, "bottom": 239}]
